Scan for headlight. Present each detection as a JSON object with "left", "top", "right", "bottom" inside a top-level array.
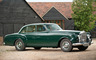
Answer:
[
  {"left": 78, "top": 35, "right": 80, "bottom": 39},
  {"left": 87, "top": 34, "right": 91, "bottom": 41},
  {"left": 87, "top": 34, "right": 90, "bottom": 38}
]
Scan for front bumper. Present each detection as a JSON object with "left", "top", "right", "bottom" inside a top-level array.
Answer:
[{"left": 72, "top": 41, "right": 93, "bottom": 46}]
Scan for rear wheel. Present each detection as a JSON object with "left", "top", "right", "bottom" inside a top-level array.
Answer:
[
  {"left": 78, "top": 46, "right": 88, "bottom": 51},
  {"left": 60, "top": 39, "right": 73, "bottom": 52},
  {"left": 34, "top": 47, "right": 41, "bottom": 50},
  {"left": 15, "top": 39, "right": 25, "bottom": 51}
]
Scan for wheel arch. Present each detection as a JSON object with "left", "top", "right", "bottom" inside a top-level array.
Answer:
[{"left": 58, "top": 37, "right": 72, "bottom": 47}]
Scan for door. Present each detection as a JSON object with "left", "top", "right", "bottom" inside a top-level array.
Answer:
[
  {"left": 25, "top": 25, "right": 49, "bottom": 46},
  {"left": 34, "top": 25, "right": 57, "bottom": 47},
  {"left": 21, "top": 25, "right": 37, "bottom": 46},
  {"left": 33, "top": 25, "right": 49, "bottom": 46}
]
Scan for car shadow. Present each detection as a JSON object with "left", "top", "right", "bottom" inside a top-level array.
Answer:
[
  {"left": 24, "top": 48, "right": 90, "bottom": 52},
  {"left": 7, "top": 48, "right": 90, "bottom": 52},
  {"left": 25, "top": 48, "right": 61, "bottom": 52},
  {"left": 71, "top": 50, "right": 90, "bottom": 52}
]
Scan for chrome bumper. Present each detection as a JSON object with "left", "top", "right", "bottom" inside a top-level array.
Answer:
[{"left": 72, "top": 41, "right": 93, "bottom": 46}]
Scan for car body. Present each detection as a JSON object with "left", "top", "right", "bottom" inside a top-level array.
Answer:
[{"left": 4, "top": 23, "right": 92, "bottom": 52}]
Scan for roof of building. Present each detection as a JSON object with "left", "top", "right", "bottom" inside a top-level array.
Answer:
[
  {"left": 43, "top": 7, "right": 68, "bottom": 20},
  {"left": 28, "top": 2, "right": 72, "bottom": 18},
  {"left": 0, "top": 0, "right": 2, "bottom": 2}
]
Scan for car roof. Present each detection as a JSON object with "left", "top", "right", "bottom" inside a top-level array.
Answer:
[
  {"left": 18, "top": 23, "right": 57, "bottom": 33},
  {"left": 24, "top": 23, "right": 55, "bottom": 27}
]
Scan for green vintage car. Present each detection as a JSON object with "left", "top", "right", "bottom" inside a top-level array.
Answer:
[{"left": 4, "top": 23, "right": 92, "bottom": 52}]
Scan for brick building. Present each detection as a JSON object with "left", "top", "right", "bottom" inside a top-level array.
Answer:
[{"left": 28, "top": 2, "right": 74, "bottom": 30}]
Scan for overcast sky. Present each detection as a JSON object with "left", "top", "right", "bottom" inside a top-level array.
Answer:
[{"left": 26, "top": 0, "right": 73, "bottom": 2}]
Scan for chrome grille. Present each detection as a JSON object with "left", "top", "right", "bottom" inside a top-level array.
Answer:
[{"left": 78, "top": 31, "right": 87, "bottom": 43}]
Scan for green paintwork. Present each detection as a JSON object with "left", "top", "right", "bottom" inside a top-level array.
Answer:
[{"left": 4, "top": 23, "right": 90, "bottom": 47}]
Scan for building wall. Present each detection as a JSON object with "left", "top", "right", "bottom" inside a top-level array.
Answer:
[
  {"left": 65, "top": 20, "right": 74, "bottom": 30},
  {"left": 0, "top": 0, "right": 43, "bottom": 36},
  {"left": 0, "top": 0, "right": 43, "bottom": 44}
]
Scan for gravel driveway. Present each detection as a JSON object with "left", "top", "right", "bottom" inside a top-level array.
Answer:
[{"left": 0, "top": 39, "right": 96, "bottom": 60}]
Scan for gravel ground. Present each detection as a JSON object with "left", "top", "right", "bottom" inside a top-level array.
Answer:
[{"left": 0, "top": 39, "right": 96, "bottom": 60}]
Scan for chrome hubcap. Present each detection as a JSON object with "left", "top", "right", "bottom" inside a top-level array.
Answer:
[
  {"left": 62, "top": 41, "right": 70, "bottom": 50},
  {"left": 16, "top": 41, "right": 22, "bottom": 49}
]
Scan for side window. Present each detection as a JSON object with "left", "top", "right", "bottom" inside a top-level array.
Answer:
[
  {"left": 27, "top": 25, "right": 35, "bottom": 33},
  {"left": 20, "top": 27, "right": 27, "bottom": 33},
  {"left": 37, "top": 25, "right": 46, "bottom": 32}
]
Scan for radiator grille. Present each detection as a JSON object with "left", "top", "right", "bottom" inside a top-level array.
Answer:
[{"left": 79, "top": 31, "right": 87, "bottom": 43}]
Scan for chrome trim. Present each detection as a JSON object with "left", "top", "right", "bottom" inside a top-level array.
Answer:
[
  {"left": 3, "top": 42, "right": 5, "bottom": 45},
  {"left": 91, "top": 41, "right": 94, "bottom": 44},
  {"left": 62, "top": 41, "right": 70, "bottom": 50},
  {"left": 78, "top": 31, "right": 87, "bottom": 43},
  {"left": 72, "top": 42, "right": 89, "bottom": 46},
  {"left": 87, "top": 34, "right": 91, "bottom": 41},
  {"left": 80, "top": 31, "right": 85, "bottom": 34},
  {"left": 72, "top": 43, "right": 84, "bottom": 46}
]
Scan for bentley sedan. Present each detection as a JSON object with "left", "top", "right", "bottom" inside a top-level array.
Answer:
[{"left": 4, "top": 23, "right": 92, "bottom": 52}]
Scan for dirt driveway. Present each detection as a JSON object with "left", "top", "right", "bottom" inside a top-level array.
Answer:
[{"left": 0, "top": 39, "right": 96, "bottom": 60}]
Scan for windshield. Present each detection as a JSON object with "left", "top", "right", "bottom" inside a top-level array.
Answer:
[{"left": 46, "top": 24, "right": 62, "bottom": 31}]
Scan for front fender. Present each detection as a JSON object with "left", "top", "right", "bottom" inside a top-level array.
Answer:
[{"left": 59, "top": 34, "right": 78, "bottom": 44}]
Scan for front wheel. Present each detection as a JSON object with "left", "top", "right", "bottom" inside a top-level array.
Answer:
[
  {"left": 60, "top": 39, "right": 73, "bottom": 52},
  {"left": 15, "top": 39, "right": 25, "bottom": 51},
  {"left": 78, "top": 46, "right": 88, "bottom": 51}
]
